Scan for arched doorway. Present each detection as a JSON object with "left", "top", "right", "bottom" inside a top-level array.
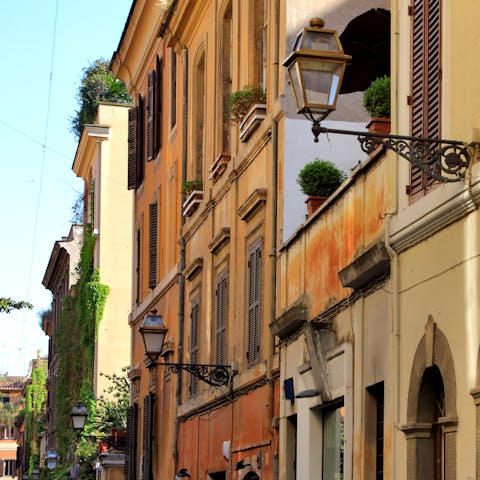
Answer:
[{"left": 401, "top": 320, "right": 457, "bottom": 479}]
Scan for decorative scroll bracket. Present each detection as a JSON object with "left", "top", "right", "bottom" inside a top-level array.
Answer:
[
  {"left": 310, "top": 118, "right": 471, "bottom": 183},
  {"left": 162, "top": 362, "right": 231, "bottom": 387}
]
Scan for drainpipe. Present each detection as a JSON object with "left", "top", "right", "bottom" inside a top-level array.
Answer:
[
  {"left": 267, "top": 2, "right": 280, "bottom": 477},
  {"left": 173, "top": 46, "right": 188, "bottom": 474},
  {"left": 385, "top": 1, "right": 400, "bottom": 477}
]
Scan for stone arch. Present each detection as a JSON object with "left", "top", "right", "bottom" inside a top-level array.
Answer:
[
  {"left": 469, "top": 345, "right": 480, "bottom": 477},
  {"left": 402, "top": 317, "right": 457, "bottom": 480}
]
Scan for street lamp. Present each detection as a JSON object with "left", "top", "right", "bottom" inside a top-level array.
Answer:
[
  {"left": 70, "top": 401, "right": 88, "bottom": 430},
  {"left": 46, "top": 449, "right": 58, "bottom": 470},
  {"left": 139, "top": 311, "right": 232, "bottom": 387},
  {"left": 283, "top": 19, "right": 471, "bottom": 183}
]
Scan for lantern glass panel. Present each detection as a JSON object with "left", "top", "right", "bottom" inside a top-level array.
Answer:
[
  {"left": 302, "top": 31, "right": 340, "bottom": 53},
  {"left": 298, "top": 58, "right": 344, "bottom": 111},
  {"left": 142, "top": 329, "right": 166, "bottom": 357}
]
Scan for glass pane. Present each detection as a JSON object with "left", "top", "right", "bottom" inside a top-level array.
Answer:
[
  {"left": 323, "top": 406, "right": 344, "bottom": 480},
  {"left": 303, "top": 31, "right": 340, "bottom": 52},
  {"left": 288, "top": 63, "right": 305, "bottom": 111},
  {"left": 299, "top": 59, "right": 343, "bottom": 108}
]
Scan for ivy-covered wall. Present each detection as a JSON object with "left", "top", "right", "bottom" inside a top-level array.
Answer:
[{"left": 54, "top": 225, "right": 109, "bottom": 469}]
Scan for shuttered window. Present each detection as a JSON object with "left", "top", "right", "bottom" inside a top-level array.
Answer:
[
  {"left": 171, "top": 50, "right": 177, "bottom": 129},
  {"left": 127, "top": 96, "right": 145, "bottom": 190},
  {"left": 125, "top": 403, "right": 138, "bottom": 480},
  {"left": 148, "top": 202, "right": 158, "bottom": 289},
  {"left": 142, "top": 393, "right": 155, "bottom": 480},
  {"left": 146, "top": 59, "right": 163, "bottom": 162},
  {"left": 215, "top": 272, "right": 228, "bottom": 365},
  {"left": 127, "top": 107, "right": 137, "bottom": 190},
  {"left": 409, "top": 0, "right": 441, "bottom": 198},
  {"left": 135, "top": 229, "right": 141, "bottom": 306},
  {"left": 190, "top": 298, "right": 200, "bottom": 395},
  {"left": 146, "top": 70, "right": 155, "bottom": 161},
  {"left": 247, "top": 241, "right": 262, "bottom": 367}
]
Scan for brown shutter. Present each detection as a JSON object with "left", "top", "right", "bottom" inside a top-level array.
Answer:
[
  {"left": 247, "top": 242, "right": 262, "bottom": 367},
  {"left": 136, "top": 96, "right": 145, "bottom": 187},
  {"left": 147, "top": 71, "right": 155, "bottom": 161},
  {"left": 125, "top": 403, "right": 138, "bottom": 480},
  {"left": 190, "top": 298, "right": 200, "bottom": 395},
  {"left": 142, "top": 394, "right": 155, "bottom": 480},
  {"left": 409, "top": 0, "right": 441, "bottom": 198},
  {"left": 154, "top": 56, "right": 163, "bottom": 155},
  {"left": 127, "top": 107, "right": 137, "bottom": 190},
  {"left": 148, "top": 202, "right": 158, "bottom": 289},
  {"left": 215, "top": 273, "right": 228, "bottom": 365}
]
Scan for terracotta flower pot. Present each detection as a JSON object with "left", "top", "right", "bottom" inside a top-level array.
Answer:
[
  {"left": 306, "top": 195, "right": 327, "bottom": 216},
  {"left": 367, "top": 117, "right": 391, "bottom": 135}
]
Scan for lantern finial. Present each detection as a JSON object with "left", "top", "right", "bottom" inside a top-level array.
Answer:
[{"left": 310, "top": 18, "right": 325, "bottom": 29}]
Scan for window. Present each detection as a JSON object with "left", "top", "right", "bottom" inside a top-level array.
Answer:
[
  {"left": 125, "top": 403, "right": 138, "bottom": 480},
  {"left": 251, "top": 0, "right": 267, "bottom": 89},
  {"left": 193, "top": 50, "right": 206, "bottom": 180},
  {"left": 220, "top": 2, "right": 232, "bottom": 153},
  {"left": 409, "top": 0, "right": 441, "bottom": 198},
  {"left": 366, "top": 382, "right": 384, "bottom": 480},
  {"left": 322, "top": 404, "right": 344, "bottom": 479},
  {"left": 285, "top": 414, "right": 297, "bottom": 480},
  {"left": 4, "top": 459, "right": 15, "bottom": 476},
  {"left": 142, "top": 394, "right": 155, "bottom": 480},
  {"left": 147, "top": 58, "right": 163, "bottom": 162},
  {"left": 171, "top": 49, "right": 177, "bottom": 129},
  {"left": 148, "top": 201, "right": 158, "bottom": 289},
  {"left": 190, "top": 297, "right": 200, "bottom": 395},
  {"left": 247, "top": 241, "right": 262, "bottom": 367},
  {"left": 215, "top": 272, "right": 228, "bottom": 364},
  {"left": 127, "top": 96, "right": 145, "bottom": 190},
  {"left": 135, "top": 228, "right": 141, "bottom": 306}
]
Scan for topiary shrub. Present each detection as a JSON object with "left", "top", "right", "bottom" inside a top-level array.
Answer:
[
  {"left": 297, "top": 159, "right": 345, "bottom": 197},
  {"left": 363, "top": 75, "right": 391, "bottom": 118}
]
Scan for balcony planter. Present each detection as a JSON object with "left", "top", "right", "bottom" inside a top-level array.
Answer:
[
  {"left": 182, "top": 179, "right": 203, "bottom": 217},
  {"left": 209, "top": 153, "right": 231, "bottom": 183},
  {"left": 227, "top": 85, "right": 266, "bottom": 142},
  {"left": 297, "top": 159, "right": 345, "bottom": 216},
  {"left": 366, "top": 116, "right": 391, "bottom": 135},
  {"left": 239, "top": 103, "right": 267, "bottom": 142}
]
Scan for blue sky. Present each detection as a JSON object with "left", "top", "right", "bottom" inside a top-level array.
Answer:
[{"left": 0, "top": 1, "right": 133, "bottom": 376}]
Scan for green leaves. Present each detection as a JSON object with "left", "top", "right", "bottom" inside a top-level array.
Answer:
[
  {"left": 70, "top": 59, "right": 132, "bottom": 139},
  {"left": 363, "top": 75, "right": 391, "bottom": 118},
  {"left": 0, "top": 297, "right": 33, "bottom": 313},
  {"left": 297, "top": 159, "right": 346, "bottom": 197}
]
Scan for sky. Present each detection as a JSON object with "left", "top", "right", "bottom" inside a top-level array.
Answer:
[{"left": 0, "top": 0, "right": 133, "bottom": 376}]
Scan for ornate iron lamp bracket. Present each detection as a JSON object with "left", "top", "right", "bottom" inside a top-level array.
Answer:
[
  {"left": 162, "top": 362, "right": 231, "bottom": 387},
  {"left": 310, "top": 119, "right": 470, "bottom": 183}
]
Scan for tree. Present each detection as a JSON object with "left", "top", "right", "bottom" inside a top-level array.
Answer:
[
  {"left": 0, "top": 298, "right": 33, "bottom": 313},
  {"left": 70, "top": 59, "right": 132, "bottom": 139}
]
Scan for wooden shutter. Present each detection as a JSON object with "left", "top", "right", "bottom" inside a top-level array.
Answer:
[
  {"left": 142, "top": 393, "right": 155, "bottom": 480},
  {"left": 127, "top": 107, "right": 137, "bottom": 190},
  {"left": 190, "top": 298, "right": 200, "bottom": 395},
  {"left": 409, "top": 0, "right": 441, "bottom": 198},
  {"left": 136, "top": 96, "right": 145, "bottom": 187},
  {"left": 154, "top": 56, "right": 163, "bottom": 155},
  {"left": 247, "top": 242, "right": 262, "bottom": 367},
  {"left": 147, "top": 70, "right": 155, "bottom": 161},
  {"left": 148, "top": 202, "right": 158, "bottom": 289},
  {"left": 125, "top": 403, "right": 138, "bottom": 480},
  {"left": 215, "top": 273, "right": 228, "bottom": 365}
]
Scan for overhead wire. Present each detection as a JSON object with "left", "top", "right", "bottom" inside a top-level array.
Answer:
[{"left": 20, "top": 0, "right": 61, "bottom": 373}]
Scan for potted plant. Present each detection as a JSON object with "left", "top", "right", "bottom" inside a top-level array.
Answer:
[
  {"left": 182, "top": 179, "right": 203, "bottom": 217},
  {"left": 297, "top": 159, "right": 345, "bottom": 215},
  {"left": 363, "top": 75, "right": 391, "bottom": 135},
  {"left": 227, "top": 85, "right": 267, "bottom": 142}
]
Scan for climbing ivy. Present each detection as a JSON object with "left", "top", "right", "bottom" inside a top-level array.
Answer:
[
  {"left": 53, "top": 224, "right": 109, "bottom": 471},
  {"left": 25, "top": 364, "right": 47, "bottom": 475}
]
